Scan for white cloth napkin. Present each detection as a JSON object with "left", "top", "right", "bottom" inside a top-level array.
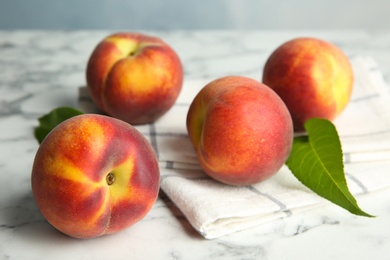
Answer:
[{"left": 79, "top": 56, "right": 390, "bottom": 239}]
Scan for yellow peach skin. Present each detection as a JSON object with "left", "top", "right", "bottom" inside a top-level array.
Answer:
[
  {"left": 86, "top": 32, "right": 183, "bottom": 125},
  {"left": 187, "top": 76, "right": 293, "bottom": 186},
  {"left": 262, "top": 37, "right": 354, "bottom": 131},
  {"left": 31, "top": 114, "right": 160, "bottom": 239}
]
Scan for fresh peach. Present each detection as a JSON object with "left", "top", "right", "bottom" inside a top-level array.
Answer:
[
  {"left": 86, "top": 32, "right": 183, "bottom": 125},
  {"left": 262, "top": 37, "right": 354, "bottom": 131},
  {"left": 31, "top": 114, "right": 160, "bottom": 239},
  {"left": 186, "top": 76, "right": 293, "bottom": 186}
]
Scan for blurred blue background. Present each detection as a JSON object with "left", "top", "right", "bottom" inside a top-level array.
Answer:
[{"left": 0, "top": 0, "right": 389, "bottom": 30}]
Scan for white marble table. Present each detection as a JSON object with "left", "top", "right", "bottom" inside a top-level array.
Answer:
[{"left": 1, "top": 30, "right": 390, "bottom": 259}]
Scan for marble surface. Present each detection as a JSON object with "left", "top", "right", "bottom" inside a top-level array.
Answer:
[{"left": 1, "top": 30, "right": 390, "bottom": 259}]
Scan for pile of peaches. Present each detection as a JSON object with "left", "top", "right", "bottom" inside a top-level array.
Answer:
[{"left": 31, "top": 32, "right": 353, "bottom": 239}]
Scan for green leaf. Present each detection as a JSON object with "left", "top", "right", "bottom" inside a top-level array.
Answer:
[
  {"left": 34, "top": 107, "right": 84, "bottom": 144},
  {"left": 286, "top": 118, "right": 374, "bottom": 217}
]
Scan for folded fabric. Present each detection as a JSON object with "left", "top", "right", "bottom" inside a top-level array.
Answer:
[{"left": 79, "top": 56, "right": 390, "bottom": 239}]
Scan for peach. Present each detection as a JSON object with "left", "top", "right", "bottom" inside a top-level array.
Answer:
[
  {"left": 186, "top": 76, "right": 293, "bottom": 186},
  {"left": 86, "top": 32, "right": 183, "bottom": 125},
  {"left": 31, "top": 114, "right": 160, "bottom": 239},
  {"left": 262, "top": 37, "right": 354, "bottom": 131}
]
